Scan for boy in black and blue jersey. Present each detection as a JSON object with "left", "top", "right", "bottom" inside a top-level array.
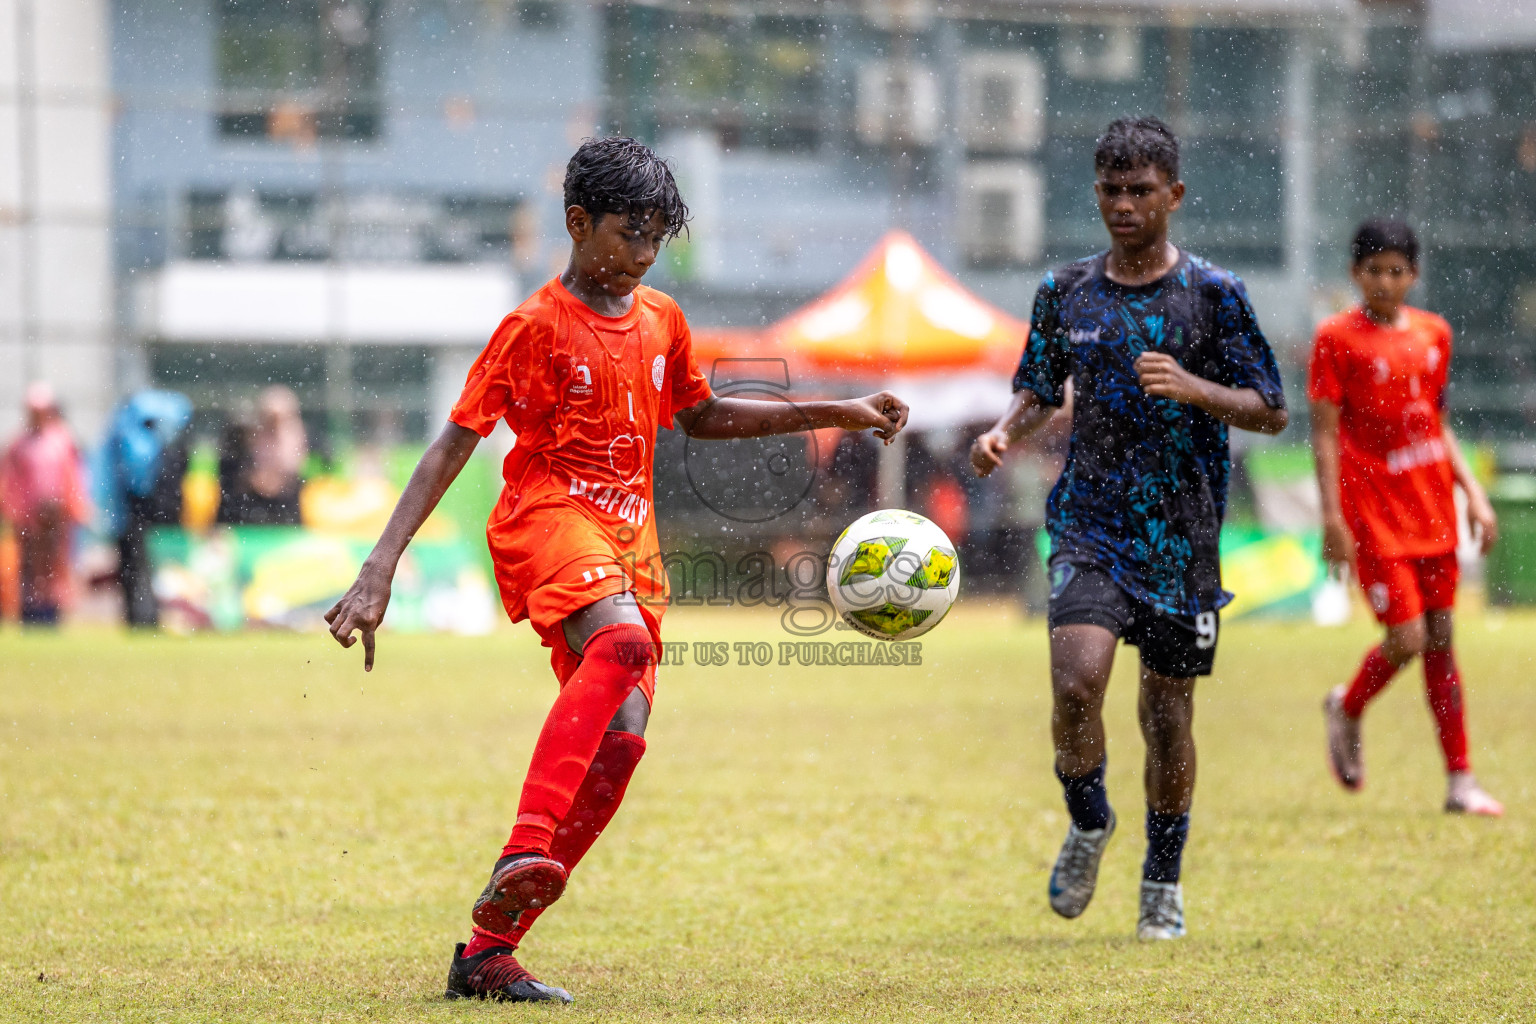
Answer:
[{"left": 971, "top": 117, "right": 1288, "bottom": 940}]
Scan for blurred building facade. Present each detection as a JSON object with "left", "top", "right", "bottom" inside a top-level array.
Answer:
[
  {"left": 1, "top": 0, "right": 115, "bottom": 438},
  {"left": 112, "top": 0, "right": 602, "bottom": 443},
  {"left": 8, "top": 0, "right": 1536, "bottom": 443}
]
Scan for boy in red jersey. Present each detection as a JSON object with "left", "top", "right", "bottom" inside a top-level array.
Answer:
[
  {"left": 1312, "top": 219, "right": 1502, "bottom": 816},
  {"left": 324, "top": 137, "right": 909, "bottom": 1003}
]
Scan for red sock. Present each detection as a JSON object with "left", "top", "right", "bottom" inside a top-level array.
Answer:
[
  {"left": 465, "top": 729, "right": 648, "bottom": 956},
  {"left": 1423, "top": 649, "right": 1470, "bottom": 773},
  {"left": 505, "top": 622, "right": 654, "bottom": 856},
  {"left": 1342, "top": 646, "right": 1399, "bottom": 718}
]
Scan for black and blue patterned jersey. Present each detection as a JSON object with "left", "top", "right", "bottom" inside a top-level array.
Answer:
[{"left": 1013, "top": 250, "right": 1286, "bottom": 616}]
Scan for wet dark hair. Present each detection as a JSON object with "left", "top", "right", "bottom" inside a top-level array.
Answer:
[
  {"left": 1094, "top": 116, "right": 1180, "bottom": 182},
  {"left": 563, "top": 136, "right": 690, "bottom": 242},
  {"left": 1351, "top": 218, "right": 1419, "bottom": 267}
]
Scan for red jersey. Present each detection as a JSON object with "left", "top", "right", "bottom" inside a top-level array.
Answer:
[
  {"left": 1307, "top": 306, "right": 1456, "bottom": 559},
  {"left": 450, "top": 278, "right": 712, "bottom": 623}
]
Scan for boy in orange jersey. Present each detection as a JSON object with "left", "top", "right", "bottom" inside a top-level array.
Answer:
[
  {"left": 1313, "top": 219, "right": 1502, "bottom": 816},
  {"left": 324, "top": 137, "right": 909, "bottom": 1003}
]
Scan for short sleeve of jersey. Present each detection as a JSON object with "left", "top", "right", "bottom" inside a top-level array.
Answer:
[
  {"left": 1213, "top": 277, "right": 1287, "bottom": 410},
  {"left": 1433, "top": 315, "right": 1453, "bottom": 411},
  {"left": 1307, "top": 324, "right": 1344, "bottom": 407},
  {"left": 659, "top": 300, "right": 712, "bottom": 430},
  {"left": 450, "top": 313, "right": 539, "bottom": 437},
  {"left": 1012, "top": 274, "right": 1070, "bottom": 406}
]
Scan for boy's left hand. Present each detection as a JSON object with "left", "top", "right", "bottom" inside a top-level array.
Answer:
[
  {"left": 1467, "top": 490, "right": 1499, "bottom": 554},
  {"left": 838, "top": 392, "right": 909, "bottom": 444},
  {"left": 1135, "top": 352, "right": 1205, "bottom": 405}
]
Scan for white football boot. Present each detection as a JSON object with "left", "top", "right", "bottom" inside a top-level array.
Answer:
[
  {"left": 1136, "top": 880, "right": 1186, "bottom": 941},
  {"left": 1445, "top": 772, "right": 1504, "bottom": 817}
]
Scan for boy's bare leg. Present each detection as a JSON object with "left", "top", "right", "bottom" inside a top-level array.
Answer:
[
  {"left": 1046, "top": 625, "right": 1119, "bottom": 918},
  {"left": 1051, "top": 624, "right": 1118, "bottom": 777},
  {"left": 1137, "top": 664, "right": 1196, "bottom": 940},
  {"left": 1381, "top": 615, "right": 1428, "bottom": 666},
  {"left": 1138, "top": 666, "right": 1196, "bottom": 816}
]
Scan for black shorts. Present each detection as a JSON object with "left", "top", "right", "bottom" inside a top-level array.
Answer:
[{"left": 1047, "top": 560, "right": 1219, "bottom": 678}]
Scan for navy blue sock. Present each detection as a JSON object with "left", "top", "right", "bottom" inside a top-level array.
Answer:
[
  {"left": 1055, "top": 760, "right": 1112, "bottom": 831},
  {"left": 1143, "top": 809, "right": 1190, "bottom": 883}
]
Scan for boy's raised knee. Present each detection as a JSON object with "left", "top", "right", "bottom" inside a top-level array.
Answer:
[
  {"left": 1053, "top": 672, "right": 1110, "bottom": 716},
  {"left": 1385, "top": 618, "right": 1428, "bottom": 663}
]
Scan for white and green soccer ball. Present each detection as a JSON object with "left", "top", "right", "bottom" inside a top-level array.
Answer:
[{"left": 826, "top": 509, "right": 960, "bottom": 641}]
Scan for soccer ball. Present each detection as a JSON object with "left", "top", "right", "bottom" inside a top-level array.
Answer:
[{"left": 826, "top": 509, "right": 960, "bottom": 641}]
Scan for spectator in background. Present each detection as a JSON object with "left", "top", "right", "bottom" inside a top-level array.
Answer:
[
  {"left": 218, "top": 385, "right": 307, "bottom": 526},
  {"left": 97, "top": 390, "right": 193, "bottom": 627},
  {"left": 909, "top": 432, "right": 970, "bottom": 547},
  {"left": 0, "top": 384, "right": 89, "bottom": 625},
  {"left": 811, "top": 429, "right": 879, "bottom": 532}
]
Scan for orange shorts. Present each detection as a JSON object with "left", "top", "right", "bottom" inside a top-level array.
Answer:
[
  {"left": 485, "top": 491, "right": 669, "bottom": 703},
  {"left": 1355, "top": 549, "right": 1458, "bottom": 627}
]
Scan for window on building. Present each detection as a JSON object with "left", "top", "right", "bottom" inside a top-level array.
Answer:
[
  {"left": 607, "top": 9, "right": 825, "bottom": 152},
  {"left": 517, "top": 1, "right": 566, "bottom": 30},
  {"left": 177, "top": 189, "right": 521, "bottom": 264},
  {"left": 150, "top": 343, "right": 435, "bottom": 445},
  {"left": 217, "top": 0, "right": 382, "bottom": 142}
]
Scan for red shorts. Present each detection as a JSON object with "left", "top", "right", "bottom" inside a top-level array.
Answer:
[
  {"left": 524, "top": 552, "right": 660, "bottom": 705},
  {"left": 1355, "top": 549, "right": 1458, "bottom": 626}
]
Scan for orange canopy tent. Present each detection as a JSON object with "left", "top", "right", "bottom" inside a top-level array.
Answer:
[
  {"left": 691, "top": 233, "right": 1035, "bottom": 505},
  {"left": 691, "top": 231, "right": 1029, "bottom": 380}
]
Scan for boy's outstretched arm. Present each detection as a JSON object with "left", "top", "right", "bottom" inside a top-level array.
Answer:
[
  {"left": 969, "top": 387, "right": 1059, "bottom": 478},
  {"left": 1310, "top": 398, "right": 1353, "bottom": 569},
  {"left": 1442, "top": 424, "right": 1498, "bottom": 554},
  {"left": 1134, "top": 352, "right": 1288, "bottom": 434},
  {"left": 673, "top": 392, "right": 908, "bottom": 443},
  {"left": 325, "top": 421, "right": 482, "bottom": 670}
]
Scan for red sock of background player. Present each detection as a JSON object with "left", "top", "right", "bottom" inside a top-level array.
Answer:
[
  {"left": 1342, "top": 646, "right": 1399, "bottom": 718},
  {"left": 464, "top": 729, "right": 648, "bottom": 955},
  {"left": 1423, "top": 649, "right": 1470, "bottom": 772}
]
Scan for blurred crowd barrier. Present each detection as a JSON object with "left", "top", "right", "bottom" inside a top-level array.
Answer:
[
  {"left": 143, "top": 439, "right": 500, "bottom": 634},
  {"left": 0, "top": 385, "right": 501, "bottom": 634},
  {"left": 2, "top": 387, "right": 1532, "bottom": 631}
]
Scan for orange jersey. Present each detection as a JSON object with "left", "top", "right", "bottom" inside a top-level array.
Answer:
[
  {"left": 450, "top": 278, "right": 712, "bottom": 626},
  {"left": 1307, "top": 306, "right": 1457, "bottom": 559}
]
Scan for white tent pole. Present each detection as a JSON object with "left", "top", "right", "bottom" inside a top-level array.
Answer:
[{"left": 877, "top": 432, "right": 907, "bottom": 509}]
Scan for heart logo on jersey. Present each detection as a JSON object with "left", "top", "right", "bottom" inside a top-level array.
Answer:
[
  {"left": 609, "top": 434, "right": 647, "bottom": 487},
  {"left": 1402, "top": 399, "right": 1437, "bottom": 441}
]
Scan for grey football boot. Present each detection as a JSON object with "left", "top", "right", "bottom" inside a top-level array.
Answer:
[{"left": 1047, "top": 810, "right": 1116, "bottom": 918}]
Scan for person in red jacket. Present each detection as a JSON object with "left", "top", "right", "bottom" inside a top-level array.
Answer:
[
  {"left": 0, "top": 383, "right": 89, "bottom": 625},
  {"left": 1312, "top": 219, "right": 1502, "bottom": 816}
]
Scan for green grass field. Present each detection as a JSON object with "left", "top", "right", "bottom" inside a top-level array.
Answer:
[{"left": 2, "top": 606, "right": 1532, "bottom": 1022}]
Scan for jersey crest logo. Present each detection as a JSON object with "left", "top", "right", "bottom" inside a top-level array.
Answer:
[
  {"left": 1049, "top": 562, "right": 1076, "bottom": 599},
  {"left": 651, "top": 355, "right": 665, "bottom": 392},
  {"left": 609, "top": 434, "right": 647, "bottom": 486}
]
